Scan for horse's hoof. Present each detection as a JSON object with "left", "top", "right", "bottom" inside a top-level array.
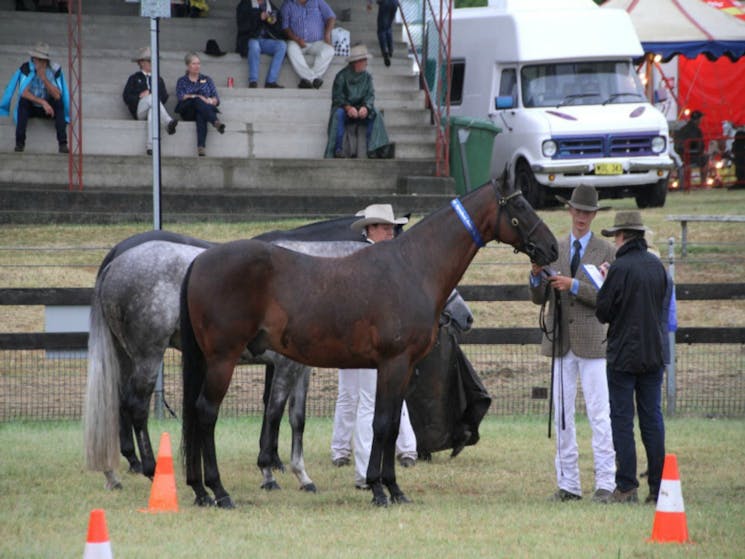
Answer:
[
  {"left": 299, "top": 483, "right": 317, "bottom": 493},
  {"left": 261, "top": 481, "right": 281, "bottom": 491},
  {"left": 391, "top": 493, "right": 413, "bottom": 505},
  {"left": 194, "top": 495, "right": 216, "bottom": 507},
  {"left": 371, "top": 495, "right": 389, "bottom": 507},
  {"left": 105, "top": 480, "right": 123, "bottom": 491},
  {"left": 215, "top": 495, "right": 235, "bottom": 509},
  {"left": 128, "top": 463, "right": 143, "bottom": 474}
]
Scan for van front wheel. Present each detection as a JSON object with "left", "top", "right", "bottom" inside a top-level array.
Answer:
[
  {"left": 516, "top": 161, "right": 546, "bottom": 209},
  {"left": 635, "top": 179, "right": 668, "bottom": 208}
]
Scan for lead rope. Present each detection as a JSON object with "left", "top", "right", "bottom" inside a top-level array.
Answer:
[{"left": 539, "top": 283, "right": 564, "bottom": 438}]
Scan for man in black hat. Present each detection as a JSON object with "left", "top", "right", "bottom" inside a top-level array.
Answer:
[
  {"left": 528, "top": 184, "right": 617, "bottom": 503},
  {"left": 596, "top": 210, "right": 668, "bottom": 505}
]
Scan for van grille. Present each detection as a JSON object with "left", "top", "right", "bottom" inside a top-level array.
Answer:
[{"left": 554, "top": 133, "right": 657, "bottom": 158}]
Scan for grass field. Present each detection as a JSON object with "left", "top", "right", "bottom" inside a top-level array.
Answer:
[{"left": 1, "top": 416, "right": 743, "bottom": 558}]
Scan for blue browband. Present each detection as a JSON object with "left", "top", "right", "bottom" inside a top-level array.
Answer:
[{"left": 450, "top": 198, "right": 485, "bottom": 248}]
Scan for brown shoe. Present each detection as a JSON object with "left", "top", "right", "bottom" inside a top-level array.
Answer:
[
  {"left": 591, "top": 488, "right": 613, "bottom": 504},
  {"left": 58, "top": 143, "right": 69, "bottom": 154},
  {"left": 213, "top": 120, "right": 226, "bottom": 134},
  {"left": 610, "top": 488, "right": 639, "bottom": 504},
  {"left": 197, "top": 147, "right": 206, "bottom": 157}
]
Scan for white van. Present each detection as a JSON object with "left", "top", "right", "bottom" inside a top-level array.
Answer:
[{"left": 445, "top": 0, "right": 673, "bottom": 208}]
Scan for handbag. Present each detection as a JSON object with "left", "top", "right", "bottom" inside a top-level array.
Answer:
[{"left": 331, "top": 27, "right": 350, "bottom": 57}]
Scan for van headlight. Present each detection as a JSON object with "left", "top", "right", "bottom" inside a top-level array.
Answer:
[
  {"left": 542, "top": 140, "right": 558, "bottom": 157},
  {"left": 651, "top": 136, "right": 666, "bottom": 154}
]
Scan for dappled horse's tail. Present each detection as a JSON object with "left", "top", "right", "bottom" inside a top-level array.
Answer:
[
  {"left": 180, "top": 261, "right": 206, "bottom": 481},
  {"left": 84, "top": 269, "right": 121, "bottom": 473}
]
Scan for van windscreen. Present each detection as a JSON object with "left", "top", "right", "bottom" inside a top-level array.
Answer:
[{"left": 520, "top": 61, "right": 645, "bottom": 108}]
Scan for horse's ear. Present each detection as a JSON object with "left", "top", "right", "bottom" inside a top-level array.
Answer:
[{"left": 495, "top": 165, "right": 510, "bottom": 193}]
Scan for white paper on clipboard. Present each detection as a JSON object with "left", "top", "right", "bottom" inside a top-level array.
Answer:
[{"left": 583, "top": 263, "right": 605, "bottom": 290}]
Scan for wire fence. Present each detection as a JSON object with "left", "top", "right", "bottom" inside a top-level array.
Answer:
[{"left": 1, "top": 342, "right": 743, "bottom": 422}]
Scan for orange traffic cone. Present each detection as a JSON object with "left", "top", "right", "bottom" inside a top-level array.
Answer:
[
  {"left": 648, "top": 453, "right": 690, "bottom": 543},
  {"left": 83, "top": 509, "right": 113, "bottom": 559},
  {"left": 139, "top": 432, "right": 179, "bottom": 513}
]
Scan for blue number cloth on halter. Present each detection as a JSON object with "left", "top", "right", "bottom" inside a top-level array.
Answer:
[{"left": 450, "top": 198, "right": 485, "bottom": 248}]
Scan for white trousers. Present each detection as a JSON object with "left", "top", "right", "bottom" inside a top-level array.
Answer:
[
  {"left": 553, "top": 350, "right": 616, "bottom": 495},
  {"left": 136, "top": 95, "right": 174, "bottom": 149},
  {"left": 286, "top": 40, "right": 335, "bottom": 82},
  {"left": 331, "top": 368, "right": 417, "bottom": 486}
]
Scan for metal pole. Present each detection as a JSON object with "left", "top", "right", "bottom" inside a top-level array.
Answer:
[{"left": 666, "top": 237, "right": 677, "bottom": 415}]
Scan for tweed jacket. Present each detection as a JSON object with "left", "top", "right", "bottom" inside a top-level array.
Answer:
[{"left": 530, "top": 232, "right": 615, "bottom": 359}]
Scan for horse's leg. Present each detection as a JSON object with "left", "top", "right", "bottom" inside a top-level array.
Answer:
[
  {"left": 368, "top": 359, "right": 412, "bottom": 506},
  {"left": 258, "top": 358, "right": 291, "bottom": 490},
  {"left": 126, "top": 358, "right": 162, "bottom": 480},
  {"left": 261, "top": 363, "right": 286, "bottom": 473},
  {"left": 287, "top": 363, "right": 316, "bottom": 492},
  {"left": 118, "top": 405, "right": 141, "bottom": 474}
]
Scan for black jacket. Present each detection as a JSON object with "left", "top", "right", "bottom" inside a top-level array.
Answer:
[
  {"left": 596, "top": 237, "right": 668, "bottom": 374},
  {"left": 122, "top": 71, "right": 169, "bottom": 119},
  {"left": 235, "top": 0, "right": 285, "bottom": 57}
]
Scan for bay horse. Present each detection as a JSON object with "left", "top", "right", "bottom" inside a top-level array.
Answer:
[{"left": 180, "top": 177, "right": 558, "bottom": 508}]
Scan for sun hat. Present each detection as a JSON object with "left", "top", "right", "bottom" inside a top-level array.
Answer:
[
  {"left": 351, "top": 204, "right": 408, "bottom": 231},
  {"left": 131, "top": 47, "right": 151, "bottom": 62},
  {"left": 555, "top": 184, "right": 601, "bottom": 212},
  {"left": 347, "top": 43, "right": 372, "bottom": 64},
  {"left": 28, "top": 42, "right": 52, "bottom": 61},
  {"left": 601, "top": 210, "right": 650, "bottom": 237}
]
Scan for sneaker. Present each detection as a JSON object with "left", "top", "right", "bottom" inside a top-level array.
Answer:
[
  {"left": 249, "top": 81, "right": 258, "bottom": 89},
  {"left": 332, "top": 457, "right": 350, "bottom": 467},
  {"left": 398, "top": 456, "right": 416, "bottom": 468},
  {"left": 58, "top": 143, "right": 69, "bottom": 154},
  {"left": 197, "top": 147, "right": 206, "bottom": 157},
  {"left": 591, "top": 488, "right": 613, "bottom": 504},
  {"left": 610, "top": 488, "right": 638, "bottom": 504},
  {"left": 298, "top": 79, "right": 313, "bottom": 89},
  {"left": 166, "top": 119, "right": 178, "bottom": 135},
  {"left": 549, "top": 489, "right": 582, "bottom": 502},
  {"left": 265, "top": 82, "right": 284, "bottom": 89},
  {"left": 14, "top": 144, "right": 24, "bottom": 152},
  {"left": 312, "top": 78, "right": 323, "bottom": 89},
  {"left": 213, "top": 120, "right": 226, "bottom": 134}
]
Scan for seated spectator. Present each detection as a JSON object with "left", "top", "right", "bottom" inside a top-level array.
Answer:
[
  {"left": 235, "top": 0, "right": 287, "bottom": 88},
  {"left": 174, "top": 52, "right": 225, "bottom": 157},
  {"left": 122, "top": 47, "right": 178, "bottom": 156},
  {"left": 281, "top": 0, "right": 336, "bottom": 89},
  {"left": 324, "top": 44, "right": 394, "bottom": 159},
  {"left": 0, "top": 42, "right": 69, "bottom": 153}
]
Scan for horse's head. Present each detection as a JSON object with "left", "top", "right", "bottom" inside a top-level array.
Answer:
[
  {"left": 491, "top": 172, "right": 558, "bottom": 266},
  {"left": 441, "top": 289, "right": 473, "bottom": 333}
]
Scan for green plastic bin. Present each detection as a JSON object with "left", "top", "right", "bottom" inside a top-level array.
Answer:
[{"left": 448, "top": 117, "right": 501, "bottom": 195}]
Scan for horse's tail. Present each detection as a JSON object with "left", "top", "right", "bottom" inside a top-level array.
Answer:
[
  {"left": 180, "top": 261, "right": 205, "bottom": 480},
  {"left": 83, "top": 269, "right": 121, "bottom": 472}
]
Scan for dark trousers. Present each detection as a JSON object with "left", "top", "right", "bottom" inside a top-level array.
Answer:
[
  {"left": 376, "top": 0, "right": 398, "bottom": 56},
  {"left": 607, "top": 367, "right": 666, "bottom": 498},
  {"left": 175, "top": 98, "right": 219, "bottom": 148},
  {"left": 15, "top": 95, "right": 67, "bottom": 146}
]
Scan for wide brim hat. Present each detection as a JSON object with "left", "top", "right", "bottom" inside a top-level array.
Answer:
[
  {"left": 347, "top": 44, "right": 372, "bottom": 63},
  {"left": 204, "top": 39, "right": 227, "bottom": 57},
  {"left": 131, "top": 46, "right": 151, "bottom": 62},
  {"left": 28, "top": 42, "right": 52, "bottom": 61},
  {"left": 351, "top": 204, "right": 408, "bottom": 231},
  {"left": 555, "top": 184, "right": 602, "bottom": 212},
  {"left": 601, "top": 210, "right": 650, "bottom": 236}
]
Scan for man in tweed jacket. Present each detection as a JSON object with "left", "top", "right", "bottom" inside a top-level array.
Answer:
[{"left": 529, "top": 184, "right": 616, "bottom": 503}]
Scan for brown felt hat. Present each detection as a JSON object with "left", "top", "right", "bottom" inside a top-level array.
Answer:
[
  {"left": 601, "top": 210, "right": 650, "bottom": 236},
  {"left": 555, "top": 184, "right": 601, "bottom": 212}
]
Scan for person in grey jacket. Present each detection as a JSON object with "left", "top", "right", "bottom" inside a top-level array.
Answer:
[
  {"left": 596, "top": 210, "right": 668, "bottom": 505},
  {"left": 529, "top": 184, "right": 616, "bottom": 503}
]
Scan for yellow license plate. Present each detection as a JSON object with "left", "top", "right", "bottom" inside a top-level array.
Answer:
[{"left": 595, "top": 162, "right": 623, "bottom": 175}]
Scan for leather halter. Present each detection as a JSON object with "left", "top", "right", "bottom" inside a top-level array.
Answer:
[{"left": 492, "top": 180, "right": 544, "bottom": 260}]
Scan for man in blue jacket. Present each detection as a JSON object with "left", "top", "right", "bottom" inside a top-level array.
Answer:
[
  {"left": 596, "top": 210, "right": 668, "bottom": 505},
  {"left": 0, "top": 42, "right": 70, "bottom": 153}
]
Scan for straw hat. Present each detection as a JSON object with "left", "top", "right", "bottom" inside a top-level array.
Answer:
[
  {"left": 601, "top": 210, "right": 650, "bottom": 237},
  {"left": 131, "top": 47, "right": 151, "bottom": 62},
  {"left": 28, "top": 42, "right": 52, "bottom": 61},
  {"left": 555, "top": 184, "right": 601, "bottom": 212},
  {"left": 351, "top": 204, "right": 408, "bottom": 231},
  {"left": 347, "top": 44, "right": 372, "bottom": 64}
]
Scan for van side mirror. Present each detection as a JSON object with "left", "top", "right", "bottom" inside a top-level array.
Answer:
[{"left": 495, "top": 96, "right": 514, "bottom": 110}]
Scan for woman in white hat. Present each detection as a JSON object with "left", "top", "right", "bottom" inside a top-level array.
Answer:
[
  {"left": 122, "top": 47, "right": 178, "bottom": 155},
  {"left": 323, "top": 44, "right": 393, "bottom": 159},
  {"left": 330, "top": 203, "right": 418, "bottom": 487}
]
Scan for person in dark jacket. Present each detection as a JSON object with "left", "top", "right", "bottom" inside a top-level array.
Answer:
[
  {"left": 235, "top": 0, "right": 287, "bottom": 88},
  {"left": 595, "top": 210, "right": 668, "bottom": 505},
  {"left": 122, "top": 47, "right": 178, "bottom": 155}
]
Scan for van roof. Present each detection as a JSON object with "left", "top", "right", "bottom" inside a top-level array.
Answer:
[{"left": 452, "top": 2, "right": 644, "bottom": 62}]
